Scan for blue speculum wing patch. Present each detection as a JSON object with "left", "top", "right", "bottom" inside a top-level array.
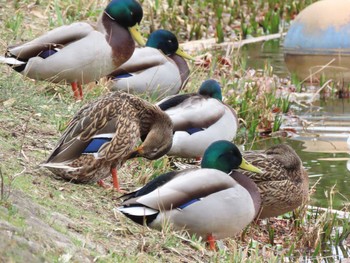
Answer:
[
  {"left": 186, "top": 127, "right": 204, "bottom": 135},
  {"left": 39, "top": 49, "right": 57, "bottom": 58},
  {"left": 178, "top": 198, "right": 200, "bottom": 209},
  {"left": 83, "top": 138, "right": 111, "bottom": 153},
  {"left": 113, "top": 73, "right": 133, "bottom": 79}
]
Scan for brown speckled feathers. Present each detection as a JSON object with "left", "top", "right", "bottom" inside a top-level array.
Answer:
[
  {"left": 42, "top": 91, "right": 173, "bottom": 184},
  {"left": 239, "top": 144, "right": 309, "bottom": 218}
]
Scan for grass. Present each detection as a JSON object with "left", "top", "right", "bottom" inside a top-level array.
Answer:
[
  {"left": 0, "top": 0, "right": 349, "bottom": 262},
  {"left": 140, "top": 0, "right": 318, "bottom": 41}
]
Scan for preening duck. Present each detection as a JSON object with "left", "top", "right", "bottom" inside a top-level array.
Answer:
[
  {"left": 41, "top": 91, "right": 173, "bottom": 192},
  {"left": 108, "top": 29, "right": 192, "bottom": 99},
  {"left": 118, "top": 140, "right": 262, "bottom": 250},
  {"left": 1, "top": 0, "right": 145, "bottom": 100},
  {"left": 157, "top": 79, "right": 238, "bottom": 158}
]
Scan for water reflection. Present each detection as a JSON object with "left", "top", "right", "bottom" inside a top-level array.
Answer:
[
  {"left": 286, "top": 99, "right": 350, "bottom": 209},
  {"left": 241, "top": 40, "right": 350, "bottom": 210},
  {"left": 240, "top": 37, "right": 350, "bottom": 260},
  {"left": 240, "top": 39, "right": 289, "bottom": 77}
]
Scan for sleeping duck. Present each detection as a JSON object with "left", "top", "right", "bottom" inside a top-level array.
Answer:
[{"left": 239, "top": 144, "right": 309, "bottom": 218}]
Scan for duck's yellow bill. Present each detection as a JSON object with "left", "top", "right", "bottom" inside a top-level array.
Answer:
[
  {"left": 176, "top": 47, "right": 195, "bottom": 61},
  {"left": 129, "top": 25, "right": 146, "bottom": 46},
  {"left": 239, "top": 158, "right": 263, "bottom": 174}
]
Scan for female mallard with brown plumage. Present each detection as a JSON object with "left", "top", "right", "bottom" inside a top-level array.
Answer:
[
  {"left": 118, "top": 140, "right": 262, "bottom": 250},
  {"left": 108, "top": 29, "right": 193, "bottom": 99},
  {"left": 1, "top": 0, "right": 145, "bottom": 100},
  {"left": 41, "top": 91, "right": 173, "bottom": 192},
  {"left": 240, "top": 144, "right": 309, "bottom": 218}
]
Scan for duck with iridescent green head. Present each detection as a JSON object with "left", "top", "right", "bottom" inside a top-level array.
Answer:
[
  {"left": 157, "top": 79, "right": 238, "bottom": 158},
  {"left": 1, "top": 0, "right": 145, "bottom": 100},
  {"left": 118, "top": 140, "right": 262, "bottom": 250},
  {"left": 108, "top": 29, "right": 193, "bottom": 99}
]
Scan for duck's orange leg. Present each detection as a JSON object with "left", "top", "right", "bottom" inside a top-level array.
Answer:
[
  {"left": 78, "top": 83, "right": 83, "bottom": 99},
  {"left": 111, "top": 167, "right": 120, "bottom": 191},
  {"left": 97, "top": 180, "right": 109, "bottom": 188},
  {"left": 71, "top": 82, "right": 83, "bottom": 100},
  {"left": 96, "top": 168, "right": 122, "bottom": 192},
  {"left": 207, "top": 234, "right": 216, "bottom": 251}
]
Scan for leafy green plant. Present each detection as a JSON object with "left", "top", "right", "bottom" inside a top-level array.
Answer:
[
  {"left": 261, "top": 10, "right": 280, "bottom": 34},
  {"left": 291, "top": 73, "right": 302, "bottom": 92},
  {"left": 276, "top": 96, "right": 290, "bottom": 113},
  {"left": 272, "top": 115, "right": 282, "bottom": 132}
]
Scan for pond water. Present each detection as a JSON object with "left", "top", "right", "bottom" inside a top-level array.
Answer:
[
  {"left": 241, "top": 39, "right": 289, "bottom": 78},
  {"left": 240, "top": 39, "right": 350, "bottom": 210}
]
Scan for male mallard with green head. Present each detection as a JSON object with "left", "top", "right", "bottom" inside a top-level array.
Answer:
[
  {"left": 157, "top": 79, "right": 238, "bottom": 158},
  {"left": 118, "top": 140, "right": 262, "bottom": 250},
  {"left": 1, "top": 0, "right": 145, "bottom": 100},
  {"left": 109, "top": 29, "right": 193, "bottom": 99}
]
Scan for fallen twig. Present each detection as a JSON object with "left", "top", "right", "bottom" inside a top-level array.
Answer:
[{"left": 181, "top": 32, "right": 286, "bottom": 53}]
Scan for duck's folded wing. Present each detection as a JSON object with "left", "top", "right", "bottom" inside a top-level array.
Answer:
[
  {"left": 45, "top": 93, "right": 139, "bottom": 163},
  {"left": 110, "top": 47, "right": 168, "bottom": 76},
  {"left": 156, "top": 93, "right": 193, "bottom": 110},
  {"left": 122, "top": 168, "right": 236, "bottom": 211},
  {"left": 8, "top": 22, "right": 95, "bottom": 59},
  {"left": 110, "top": 58, "right": 181, "bottom": 96},
  {"left": 159, "top": 96, "right": 226, "bottom": 131}
]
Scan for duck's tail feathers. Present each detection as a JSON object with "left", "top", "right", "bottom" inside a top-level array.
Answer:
[
  {"left": 0, "top": 56, "right": 25, "bottom": 65},
  {"left": 116, "top": 206, "right": 159, "bottom": 226},
  {"left": 40, "top": 162, "right": 79, "bottom": 172},
  {"left": 117, "top": 206, "right": 158, "bottom": 216}
]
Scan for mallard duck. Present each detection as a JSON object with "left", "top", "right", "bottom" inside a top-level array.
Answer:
[
  {"left": 40, "top": 91, "right": 173, "bottom": 191},
  {"left": 108, "top": 29, "right": 192, "bottom": 99},
  {"left": 239, "top": 144, "right": 309, "bottom": 218},
  {"left": 1, "top": 0, "right": 145, "bottom": 100},
  {"left": 118, "top": 140, "right": 262, "bottom": 250},
  {"left": 156, "top": 79, "right": 238, "bottom": 158}
]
